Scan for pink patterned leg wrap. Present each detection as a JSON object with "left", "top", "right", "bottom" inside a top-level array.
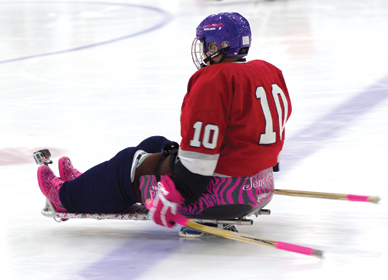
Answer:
[
  {"left": 58, "top": 157, "right": 82, "bottom": 181},
  {"left": 37, "top": 165, "right": 67, "bottom": 212}
]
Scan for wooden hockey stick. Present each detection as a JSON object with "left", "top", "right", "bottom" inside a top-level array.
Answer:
[
  {"left": 183, "top": 218, "right": 323, "bottom": 259},
  {"left": 145, "top": 199, "right": 323, "bottom": 259},
  {"left": 171, "top": 213, "right": 323, "bottom": 259},
  {"left": 274, "top": 189, "right": 380, "bottom": 203}
]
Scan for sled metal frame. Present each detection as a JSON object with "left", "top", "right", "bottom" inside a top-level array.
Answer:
[{"left": 41, "top": 199, "right": 270, "bottom": 225}]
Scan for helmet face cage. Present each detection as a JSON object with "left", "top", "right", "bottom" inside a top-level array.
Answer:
[
  {"left": 191, "top": 38, "right": 206, "bottom": 70},
  {"left": 191, "top": 38, "right": 223, "bottom": 70},
  {"left": 191, "top": 12, "right": 251, "bottom": 69}
]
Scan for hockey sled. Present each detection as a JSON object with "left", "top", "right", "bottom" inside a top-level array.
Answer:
[{"left": 35, "top": 149, "right": 272, "bottom": 229}]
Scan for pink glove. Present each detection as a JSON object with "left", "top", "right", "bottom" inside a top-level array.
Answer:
[{"left": 149, "top": 175, "right": 185, "bottom": 228}]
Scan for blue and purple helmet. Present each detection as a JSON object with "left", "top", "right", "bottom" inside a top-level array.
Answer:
[{"left": 191, "top": 12, "right": 251, "bottom": 69}]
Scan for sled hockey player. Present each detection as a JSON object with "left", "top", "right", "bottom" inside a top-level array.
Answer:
[{"left": 36, "top": 12, "right": 292, "bottom": 234}]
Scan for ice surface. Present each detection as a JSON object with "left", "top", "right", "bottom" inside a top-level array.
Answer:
[{"left": 1, "top": 0, "right": 387, "bottom": 279}]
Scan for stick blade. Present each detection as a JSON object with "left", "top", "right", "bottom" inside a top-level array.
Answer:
[
  {"left": 368, "top": 196, "right": 380, "bottom": 203},
  {"left": 312, "top": 249, "right": 324, "bottom": 259}
]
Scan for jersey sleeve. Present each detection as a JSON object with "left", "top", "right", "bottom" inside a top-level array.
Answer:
[{"left": 178, "top": 68, "right": 231, "bottom": 176}]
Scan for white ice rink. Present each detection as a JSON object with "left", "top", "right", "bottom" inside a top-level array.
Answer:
[{"left": 1, "top": 0, "right": 387, "bottom": 279}]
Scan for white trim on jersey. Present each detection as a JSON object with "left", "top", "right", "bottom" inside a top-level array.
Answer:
[
  {"left": 130, "top": 150, "right": 150, "bottom": 183},
  {"left": 178, "top": 148, "right": 219, "bottom": 176}
]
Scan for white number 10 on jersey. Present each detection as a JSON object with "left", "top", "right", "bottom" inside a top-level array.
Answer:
[
  {"left": 189, "top": 83, "right": 288, "bottom": 149},
  {"left": 190, "top": 122, "right": 219, "bottom": 149},
  {"left": 255, "top": 84, "right": 289, "bottom": 145}
]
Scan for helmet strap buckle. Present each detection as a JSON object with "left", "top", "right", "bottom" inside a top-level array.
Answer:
[{"left": 203, "top": 49, "right": 227, "bottom": 65}]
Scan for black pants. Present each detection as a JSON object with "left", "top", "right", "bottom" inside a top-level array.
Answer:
[{"left": 59, "top": 136, "right": 170, "bottom": 213}]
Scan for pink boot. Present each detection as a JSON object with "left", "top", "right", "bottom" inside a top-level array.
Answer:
[
  {"left": 58, "top": 157, "right": 82, "bottom": 181},
  {"left": 37, "top": 165, "right": 67, "bottom": 212}
]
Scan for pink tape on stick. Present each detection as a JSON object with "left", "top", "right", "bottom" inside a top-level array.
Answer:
[
  {"left": 275, "top": 241, "right": 322, "bottom": 258},
  {"left": 174, "top": 213, "right": 189, "bottom": 227},
  {"left": 347, "top": 195, "right": 369, "bottom": 202}
]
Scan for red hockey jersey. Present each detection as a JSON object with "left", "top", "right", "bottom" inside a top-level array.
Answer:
[{"left": 178, "top": 60, "right": 292, "bottom": 177}]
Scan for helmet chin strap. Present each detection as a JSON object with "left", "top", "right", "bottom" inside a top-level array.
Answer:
[{"left": 202, "top": 49, "right": 227, "bottom": 66}]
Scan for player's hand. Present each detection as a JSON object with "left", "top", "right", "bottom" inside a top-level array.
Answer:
[{"left": 149, "top": 175, "right": 184, "bottom": 228}]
